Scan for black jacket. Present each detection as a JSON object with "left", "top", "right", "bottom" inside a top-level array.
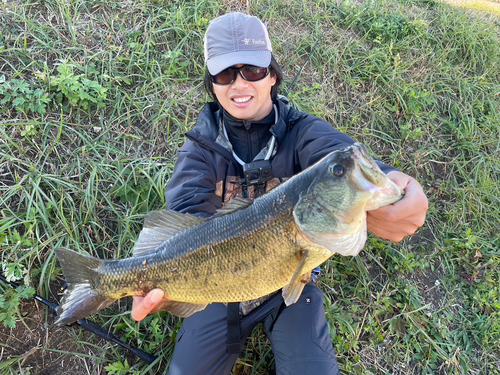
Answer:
[{"left": 165, "top": 99, "right": 397, "bottom": 216}]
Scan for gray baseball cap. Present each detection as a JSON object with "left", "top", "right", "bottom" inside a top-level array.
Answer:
[{"left": 204, "top": 12, "right": 272, "bottom": 75}]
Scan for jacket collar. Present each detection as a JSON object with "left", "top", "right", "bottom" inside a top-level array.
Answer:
[{"left": 186, "top": 98, "right": 298, "bottom": 155}]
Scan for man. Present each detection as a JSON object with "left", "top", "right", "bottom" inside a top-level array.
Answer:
[{"left": 132, "top": 12, "right": 428, "bottom": 375}]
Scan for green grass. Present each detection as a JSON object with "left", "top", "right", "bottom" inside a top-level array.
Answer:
[{"left": 1, "top": 0, "right": 500, "bottom": 374}]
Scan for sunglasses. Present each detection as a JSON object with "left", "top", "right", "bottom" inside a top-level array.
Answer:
[{"left": 211, "top": 65, "right": 270, "bottom": 85}]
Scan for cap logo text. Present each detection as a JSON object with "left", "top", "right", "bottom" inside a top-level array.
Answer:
[{"left": 242, "top": 38, "right": 266, "bottom": 46}]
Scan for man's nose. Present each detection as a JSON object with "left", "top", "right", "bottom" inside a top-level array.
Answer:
[{"left": 231, "top": 72, "right": 249, "bottom": 87}]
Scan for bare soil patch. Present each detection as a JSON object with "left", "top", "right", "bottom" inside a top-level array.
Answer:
[{"left": 0, "top": 299, "right": 106, "bottom": 375}]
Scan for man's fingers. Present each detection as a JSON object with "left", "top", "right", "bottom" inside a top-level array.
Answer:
[
  {"left": 367, "top": 203, "right": 426, "bottom": 228},
  {"left": 368, "top": 225, "right": 407, "bottom": 243},
  {"left": 367, "top": 214, "right": 418, "bottom": 236},
  {"left": 131, "top": 289, "right": 165, "bottom": 322}
]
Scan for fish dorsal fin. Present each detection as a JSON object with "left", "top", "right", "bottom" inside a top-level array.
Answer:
[
  {"left": 133, "top": 210, "right": 205, "bottom": 256},
  {"left": 213, "top": 197, "right": 253, "bottom": 217},
  {"left": 282, "top": 250, "right": 311, "bottom": 306},
  {"left": 144, "top": 210, "right": 204, "bottom": 229}
]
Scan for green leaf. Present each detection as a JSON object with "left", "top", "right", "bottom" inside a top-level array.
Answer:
[
  {"left": 12, "top": 96, "right": 26, "bottom": 107},
  {"left": 16, "top": 285, "right": 35, "bottom": 299},
  {"left": 1, "top": 314, "right": 16, "bottom": 329}
]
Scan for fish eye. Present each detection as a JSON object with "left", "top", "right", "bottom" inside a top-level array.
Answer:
[{"left": 330, "top": 164, "right": 344, "bottom": 177}]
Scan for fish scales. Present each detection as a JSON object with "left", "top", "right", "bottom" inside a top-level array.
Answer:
[
  {"left": 100, "top": 188, "right": 314, "bottom": 303},
  {"left": 53, "top": 143, "right": 405, "bottom": 325}
]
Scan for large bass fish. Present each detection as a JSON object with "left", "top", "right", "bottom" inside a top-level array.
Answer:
[{"left": 54, "top": 143, "right": 404, "bottom": 325}]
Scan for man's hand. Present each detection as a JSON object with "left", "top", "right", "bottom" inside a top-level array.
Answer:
[
  {"left": 131, "top": 289, "right": 166, "bottom": 321},
  {"left": 367, "top": 171, "right": 428, "bottom": 242}
]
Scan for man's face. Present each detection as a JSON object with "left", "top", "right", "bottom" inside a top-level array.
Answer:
[{"left": 212, "top": 65, "right": 277, "bottom": 122}]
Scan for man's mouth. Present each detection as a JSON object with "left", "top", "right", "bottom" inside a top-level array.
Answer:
[{"left": 232, "top": 96, "right": 252, "bottom": 103}]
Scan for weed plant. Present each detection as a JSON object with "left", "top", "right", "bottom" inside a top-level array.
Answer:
[{"left": 1, "top": 0, "right": 499, "bottom": 374}]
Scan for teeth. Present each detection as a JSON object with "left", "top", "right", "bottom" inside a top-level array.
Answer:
[{"left": 233, "top": 96, "right": 252, "bottom": 103}]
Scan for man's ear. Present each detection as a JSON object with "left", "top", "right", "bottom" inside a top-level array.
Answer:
[{"left": 270, "top": 71, "right": 277, "bottom": 86}]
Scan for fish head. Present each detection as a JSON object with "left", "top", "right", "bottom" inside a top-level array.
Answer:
[
  {"left": 339, "top": 142, "right": 404, "bottom": 212},
  {"left": 293, "top": 143, "right": 404, "bottom": 256}
]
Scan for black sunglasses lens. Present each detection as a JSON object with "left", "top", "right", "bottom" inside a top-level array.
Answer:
[
  {"left": 212, "top": 65, "right": 269, "bottom": 85},
  {"left": 241, "top": 66, "right": 268, "bottom": 81},
  {"left": 212, "top": 69, "right": 236, "bottom": 85}
]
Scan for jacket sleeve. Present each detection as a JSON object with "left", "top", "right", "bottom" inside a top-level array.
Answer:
[
  {"left": 293, "top": 115, "right": 398, "bottom": 175},
  {"left": 165, "top": 140, "right": 222, "bottom": 218}
]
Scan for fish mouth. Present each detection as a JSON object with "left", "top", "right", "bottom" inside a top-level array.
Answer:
[
  {"left": 351, "top": 143, "right": 383, "bottom": 187},
  {"left": 350, "top": 143, "right": 405, "bottom": 209}
]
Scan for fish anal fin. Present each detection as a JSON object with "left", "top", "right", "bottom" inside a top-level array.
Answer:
[
  {"left": 282, "top": 250, "right": 311, "bottom": 306},
  {"left": 151, "top": 299, "right": 209, "bottom": 318},
  {"left": 133, "top": 211, "right": 205, "bottom": 256}
]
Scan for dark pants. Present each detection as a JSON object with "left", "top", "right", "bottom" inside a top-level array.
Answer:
[{"left": 166, "top": 283, "right": 340, "bottom": 375}]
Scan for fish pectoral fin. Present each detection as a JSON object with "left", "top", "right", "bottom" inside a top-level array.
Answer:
[
  {"left": 133, "top": 211, "right": 206, "bottom": 256},
  {"left": 282, "top": 250, "right": 311, "bottom": 306},
  {"left": 152, "top": 300, "right": 209, "bottom": 318}
]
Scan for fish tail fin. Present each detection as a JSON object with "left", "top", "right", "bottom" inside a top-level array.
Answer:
[{"left": 53, "top": 248, "right": 115, "bottom": 325}]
